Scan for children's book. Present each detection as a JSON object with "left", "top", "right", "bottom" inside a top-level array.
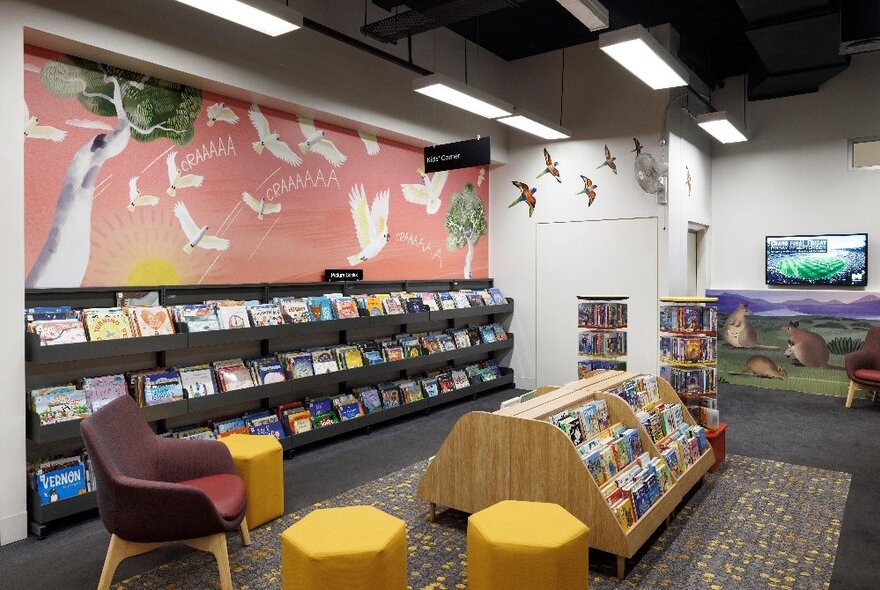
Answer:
[
  {"left": 82, "top": 374, "right": 129, "bottom": 412},
  {"left": 307, "top": 297, "right": 334, "bottom": 321},
  {"left": 143, "top": 371, "right": 185, "bottom": 405},
  {"left": 438, "top": 292, "right": 456, "bottom": 310},
  {"left": 116, "top": 290, "right": 160, "bottom": 308},
  {"left": 420, "top": 377, "right": 440, "bottom": 398},
  {"left": 354, "top": 387, "right": 383, "bottom": 414},
  {"left": 334, "top": 297, "right": 360, "bottom": 320},
  {"left": 487, "top": 288, "right": 506, "bottom": 305},
  {"left": 216, "top": 305, "right": 251, "bottom": 329},
  {"left": 311, "top": 350, "right": 339, "bottom": 374},
  {"left": 289, "top": 353, "right": 315, "bottom": 378},
  {"left": 248, "top": 304, "right": 284, "bottom": 327},
  {"left": 131, "top": 307, "right": 176, "bottom": 337},
  {"left": 35, "top": 462, "right": 88, "bottom": 505},
  {"left": 278, "top": 298, "right": 312, "bottom": 324},
  {"left": 178, "top": 365, "right": 218, "bottom": 398},
  {"left": 214, "top": 360, "right": 255, "bottom": 392},
  {"left": 83, "top": 308, "right": 134, "bottom": 341},
  {"left": 451, "top": 369, "right": 470, "bottom": 390},
  {"left": 30, "top": 385, "right": 89, "bottom": 425},
  {"left": 364, "top": 296, "right": 384, "bottom": 316}
]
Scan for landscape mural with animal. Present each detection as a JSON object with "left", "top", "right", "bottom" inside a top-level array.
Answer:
[
  {"left": 708, "top": 289, "right": 880, "bottom": 396},
  {"left": 23, "top": 44, "right": 489, "bottom": 288}
]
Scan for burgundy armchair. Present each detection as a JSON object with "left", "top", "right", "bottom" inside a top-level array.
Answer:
[
  {"left": 81, "top": 395, "right": 249, "bottom": 590},
  {"left": 845, "top": 327, "right": 880, "bottom": 408}
]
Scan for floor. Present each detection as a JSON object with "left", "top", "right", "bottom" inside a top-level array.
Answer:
[{"left": 1, "top": 383, "right": 878, "bottom": 590}]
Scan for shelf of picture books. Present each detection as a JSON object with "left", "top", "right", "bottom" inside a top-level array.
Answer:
[
  {"left": 658, "top": 297, "right": 719, "bottom": 430},
  {"left": 25, "top": 286, "right": 512, "bottom": 363},
  {"left": 416, "top": 370, "right": 714, "bottom": 579},
  {"left": 577, "top": 296, "right": 628, "bottom": 379},
  {"left": 27, "top": 450, "right": 97, "bottom": 530}
]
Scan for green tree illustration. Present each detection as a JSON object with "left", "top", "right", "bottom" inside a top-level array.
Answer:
[
  {"left": 445, "top": 183, "right": 487, "bottom": 279},
  {"left": 27, "top": 55, "right": 202, "bottom": 288}
]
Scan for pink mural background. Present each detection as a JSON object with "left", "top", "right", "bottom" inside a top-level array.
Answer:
[{"left": 24, "top": 45, "right": 489, "bottom": 287}]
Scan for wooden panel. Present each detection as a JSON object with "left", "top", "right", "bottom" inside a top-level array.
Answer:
[
  {"left": 510, "top": 372, "right": 639, "bottom": 421},
  {"left": 494, "top": 371, "right": 625, "bottom": 417}
]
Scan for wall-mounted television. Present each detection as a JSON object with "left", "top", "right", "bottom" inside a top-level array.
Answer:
[{"left": 765, "top": 233, "right": 868, "bottom": 286}]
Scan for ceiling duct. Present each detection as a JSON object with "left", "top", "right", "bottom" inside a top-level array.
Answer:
[
  {"left": 361, "top": 0, "right": 525, "bottom": 44},
  {"left": 840, "top": 0, "right": 880, "bottom": 54}
]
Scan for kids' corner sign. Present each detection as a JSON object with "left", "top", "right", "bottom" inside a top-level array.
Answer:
[{"left": 23, "top": 45, "right": 489, "bottom": 288}]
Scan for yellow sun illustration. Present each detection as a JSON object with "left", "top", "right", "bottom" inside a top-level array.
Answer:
[{"left": 127, "top": 258, "right": 181, "bottom": 285}]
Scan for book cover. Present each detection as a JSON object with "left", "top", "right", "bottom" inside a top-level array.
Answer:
[
  {"left": 364, "top": 296, "right": 384, "bottom": 316},
  {"left": 215, "top": 362, "right": 255, "bottom": 391},
  {"left": 380, "top": 385, "right": 400, "bottom": 409},
  {"left": 84, "top": 309, "right": 134, "bottom": 341},
  {"left": 248, "top": 304, "right": 284, "bottom": 327},
  {"left": 362, "top": 350, "right": 385, "bottom": 365},
  {"left": 308, "top": 398, "right": 334, "bottom": 418},
  {"left": 116, "top": 290, "right": 160, "bottom": 308},
  {"left": 438, "top": 292, "right": 456, "bottom": 310},
  {"left": 311, "top": 350, "right": 339, "bottom": 374},
  {"left": 383, "top": 346, "right": 405, "bottom": 362},
  {"left": 249, "top": 419, "right": 286, "bottom": 440},
  {"left": 82, "top": 374, "right": 128, "bottom": 412},
  {"left": 31, "top": 385, "right": 89, "bottom": 425},
  {"left": 278, "top": 298, "right": 311, "bottom": 323},
  {"left": 307, "top": 297, "right": 334, "bottom": 321},
  {"left": 337, "top": 399, "right": 364, "bottom": 421},
  {"left": 35, "top": 463, "right": 87, "bottom": 505},
  {"left": 287, "top": 410, "right": 313, "bottom": 434},
  {"left": 289, "top": 353, "right": 315, "bottom": 378},
  {"left": 356, "top": 387, "right": 383, "bottom": 413},
  {"left": 178, "top": 366, "right": 218, "bottom": 398},
  {"left": 451, "top": 369, "right": 470, "bottom": 390},
  {"left": 451, "top": 292, "right": 471, "bottom": 308},
  {"left": 143, "top": 371, "right": 185, "bottom": 405},
  {"left": 216, "top": 305, "right": 251, "bottom": 329},
  {"left": 487, "top": 288, "right": 506, "bottom": 305},
  {"left": 420, "top": 377, "right": 440, "bottom": 398},
  {"left": 438, "top": 373, "right": 455, "bottom": 394},
  {"left": 334, "top": 297, "right": 360, "bottom": 319},
  {"left": 478, "top": 290, "right": 495, "bottom": 306},
  {"left": 382, "top": 296, "right": 405, "bottom": 315},
  {"left": 479, "top": 326, "right": 497, "bottom": 343},
  {"left": 398, "top": 380, "right": 422, "bottom": 403},
  {"left": 255, "top": 359, "right": 287, "bottom": 384},
  {"left": 450, "top": 329, "right": 470, "bottom": 349},
  {"left": 419, "top": 293, "right": 440, "bottom": 311},
  {"left": 131, "top": 307, "right": 176, "bottom": 337},
  {"left": 492, "top": 324, "right": 508, "bottom": 340},
  {"left": 343, "top": 347, "right": 364, "bottom": 369}
]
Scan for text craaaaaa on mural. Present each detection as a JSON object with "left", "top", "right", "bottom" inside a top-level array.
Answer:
[{"left": 23, "top": 45, "right": 489, "bottom": 288}]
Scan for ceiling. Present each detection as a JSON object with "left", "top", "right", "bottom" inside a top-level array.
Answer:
[{"left": 366, "top": 0, "right": 859, "bottom": 99}]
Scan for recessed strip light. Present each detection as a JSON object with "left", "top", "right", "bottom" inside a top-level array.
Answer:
[
  {"left": 497, "top": 110, "right": 572, "bottom": 140},
  {"left": 557, "top": 0, "right": 609, "bottom": 31},
  {"left": 696, "top": 111, "right": 747, "bottom": 143},
  {"left": 413, "top": 74, "right": 513, "bottom": 119},
  {"left": 172, "top": 0, "right": 303, "bottom": 37},
  {"left": 598, "top": 25, "right": 688, "bottom": 89}
]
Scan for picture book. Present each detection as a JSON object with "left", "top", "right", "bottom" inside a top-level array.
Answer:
[
  {"left": 362, "top": 350, "right": 385, "bottom": 365},
  {"left": 451, "top": 292, "right": 471, "bottom": 308},
  {"left": 35, "top": 462, "right": 88, "bottom": 505},
  {"left": 438, "top": 292, "right": 456, "bottom": 310},
  {"left": 404, "top": 298, "right": 428, "bottom": 313},
  {"left": 492, "top": 324, "right": 508, "bottom": 340},
  {"left": 450, "top": 329, "right": 470, "bottom": 349},
  {"left": 143, "top": 371, "right": 185, "bottom": 405},
  {"left": 400, "top": 337, "right": 422, "bottom": 358},
  {"left": 342, "top": 347, "right": 364, "bottom": 369},
  {"left": 478, "top": 290, "right": 495, "bottom": 306},
  {"left": 381, "top": 296, "right": 404, "bottom": 315},
  {"left": 479, "top": 326, "right": 497, "bottom": 343},
  {"left": 289, "top": 353, "right": 315, "bottom": 378},
  {"left": 419, "top": 293, "right": 440, "bottom": 311},
  {"left": 307, "top": 297, "right": 334, "bottom": 321},
  {"left": 466, "top": 293, "right": 485, "bottom": 307},
  {"left": 383, "top": 346, "right": 405, "bottom": 362},
  {"left": 278, "top": 298, "right": 311, "bottom": 323},
  {"left": 83, "top": 308, "right": 134, "bottom": 341},
  {"left": 398, "top": 380, "right": 422, "bottom": 403},
  {"left": 436, "top": 334, "right": 456, "bottom": 352},
  {"left": 248, "top": 357, "right": 287, "bottom": 384},
  {"left": 312, "top": 412, "right": 339, "bottom": 429},
  {"left": 31, "top": 385, "right": 89, "bottom": 425},
  {"left": 364, "top": 296, "right": 384, "bottom": 316},
  {"left": 311, "top": 350, "right": 339, "bottom": 374},
  {"left": 379, "top": 384, "right": 401, "bottom": 409},
  {"left": 355, "top": 387, "right": 383, "bottom": 414},
  {"left": 451, "top": 369, "right": 470, "bottom": 390},
  {"left": 216, "top": 305, "right": 251, "bottom": 329},
  {"left": 334, "top": 297, "right": 360, "bottom": 320},
  {"left": 487, "top": 288, "right": 506, "bottom": 305},
  {"left": 178, "top": 365, "right": 218, "bottom": 398},
  {"left": 214, "top": 360, "right": 255, "bottom": 391},
  {"left": 25, "top": 306, "right": 77, "bottom": 323},
  {"left": 248, "top": 304, "right": 284, "bottom": 326},
  {"left": 337, "top": 399, "right": 364, "bottom": 421},
  {"left": 82, "top": 374, "right": 128, "bottom": 412},
  {"left": 116, "top": 290, "right": 160, "bottom": 308},
  {"left": 131, "top": 306, "right": 176, "bottom": 337},
  {"left": 438, "top": 373, "right": 455, "bottom": 394},
  {"left": 420, "top": 377, "right": 440, "bottom": 398},
  {"left": 287, "top": 410, "right": 313, "bottom": 434}
]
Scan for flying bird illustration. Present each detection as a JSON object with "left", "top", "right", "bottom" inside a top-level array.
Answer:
[
  {"left": 347, "top": 184, "right": 390, "bottom": 266},
  {"left": 536, "top": 148, "right": 562, "bottom": 182},
  {"left": 127, "top": 176, "right": 159, "bottom": 212},
  {"left": 401, "top": 167, "right": 448, "bottom": 215},
  {"left": 66, "top": 118, "right": 113, "bottom": 131},
  {"left": 509, "top": 181, "right": 538, "bottom": 218},
  {"left": 477, "top": 168, "right": 486, "bottom": 187},
  {"left": 166, "top": 151, "right": 203, "bottom": 196},
  {"left": 24, "top": 116, "right": 66, "bottom": 142},
  {"left": 298, "top": 116, "right": 347, "bottom": 167},
  {"left": 358, "top": 131, "right": 380, "bottom": 156},
  {"left": 631, "top": 138, "right": 644, "bottom": 155},
  {"left": 686, "top": 166, "right": 692, "bottom": 196},
  {"left": 242, "top": 191, "right": 282, "bottom": 220},
  {"left": 173, "top": 201, "right": 230, "bottom": 254},
  {"left": 248, "top": 104, "right": 302, "bottom": 166},
  {"left": 597, "top": 144, "right": 617, "bottom": 174},
  {"left": 206, "top": 102, "right": 239, "bottom": 126},
  {"left": 576, "top": 176, "right": 599, "bottom": 207}
]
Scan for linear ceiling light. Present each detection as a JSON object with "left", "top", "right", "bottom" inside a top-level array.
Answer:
[
  {"left": 497, "top": 109, "right": 571, "bottom": 140},
  {"left": 172, "top": 0, "right": 302, "bottom": 37},
  {"left": 413, "top": 74, "right": 513, "bottom": 119},
  {"left": 696, "top": 111, "right": 747, "bottom": 143},
  {"left": 557, "top": 0, "right": 609, "bottom": 31},
  {"left": 599, "top": 25, "right": 688, "bottom": 89}
]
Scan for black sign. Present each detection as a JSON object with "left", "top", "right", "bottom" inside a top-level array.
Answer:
[
  {"left": 424, "top": 137, "right": 490, "bottom": 173},
  {"left": 325, "top": 269, "right": 363, "bottom": 282}
]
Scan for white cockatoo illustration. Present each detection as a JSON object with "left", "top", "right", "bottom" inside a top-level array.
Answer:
[
  {"left": 24, "top": 102, "right": 66, "bottom": 142},
  {"left": 206, "top": 102, "right": 239, "bottom": 126},
  {"left": 173, "top": 201, "right": 230, "bottom": 254},
  {"left": 298, "top": 116, "right": 347, "bottom": 167},
  {"left": 66, "top": 119, "right": 114, "bottom": 131},
  {"left": 401, "top": 167, "right": 448, "bottom": 215},
  {"left": 166, "top": 151, "right": 203, "bottom": 196},
  {"left": 358, "top": 131, "right": 380, "bottom": 156},
  {"left": 127, "top": 176, "right": 160, "bottom": 212},
  {"left": 347, "top": 184, "right": 390, "bottom": 266},
  {"left": 248, "top": 104, "right": 302, "bottom": 166},
  {"left": 242, "top": 191, "right": 282, "bottom": 220}
]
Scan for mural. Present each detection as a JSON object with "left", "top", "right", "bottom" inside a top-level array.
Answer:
[
  {"left": 707, "top": 289, "right": 880, "bottom": 396},
  {"left": 23, "top": 45, "right": 489, "bottom": 287}
]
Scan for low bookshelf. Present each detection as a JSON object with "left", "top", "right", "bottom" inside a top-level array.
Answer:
[
  {"left": 577, "top": 295, "right": 628, "bottom": 378},
  {"left": 25, "top": 279, "right": 515, "bottom": 537},
  {"left": 416, "top": 370, "right": 714, "bottom": 579}
]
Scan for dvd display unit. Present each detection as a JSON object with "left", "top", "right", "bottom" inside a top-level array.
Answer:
[{"left": 765, "top": 233, "right": 868, "bottom": 286}]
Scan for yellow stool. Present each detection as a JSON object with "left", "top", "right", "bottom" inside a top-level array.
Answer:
[
  {"left": 220, "top": 434, "right": 284, "bottom": 528},
  {"left": 281, "top": 506, "right": 407, "bottom": 590},
  {"left": 468, "top": 500, "right": 590, "bottom": 590}
]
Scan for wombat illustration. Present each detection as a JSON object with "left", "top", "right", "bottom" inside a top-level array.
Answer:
[
  {"left": 729, "top": 355, "right": 787, "bottom": 379},
  {"left": 782, "top": 321, "right": 831, "bottom": 368}
]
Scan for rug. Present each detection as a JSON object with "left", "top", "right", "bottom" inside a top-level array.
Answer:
[{"left": 116, "top": 455, "right": 850, "bottom": 590}]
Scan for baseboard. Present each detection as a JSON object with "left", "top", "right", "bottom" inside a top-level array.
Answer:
[{"left": 0, "top": 510, "right": 28, "bottom": 545}]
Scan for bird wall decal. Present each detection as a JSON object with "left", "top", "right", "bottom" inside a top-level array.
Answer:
[
  {"left": 127, "top": 176, "right": 159, "bottom": 212},
  {"left": 248, "top": 104, "right": 302, "bottom": 166},
  {"left": 536, "top": 148, "right": 562, "bottom": 182},
  {"left": 173, "top": 201, "right": 230, "bottom": 254},
  {"left": 298, "top": 116, "right": 347, "bottom": 167},
  {"left": 509, "top": 181, "right": 538, "bottom": 217},
  {"left": 597, "top": 144, "right": 617, "bottom": 174},
  {"left": 358, "top": 131, "right": 380, "bottom": 156},
  {"left": 242, "top": 191, "right": 281, "bottom": 220},
  {"left": 576, "top": 175, "right": 599, "bottom": 207},
  {"left": 347, "top": 184, "right": 390, "bottom": 266},
  {"left": 401, "top": 167, "right": 448, "bottom": 215},
  {"left": 206, "top": 102, "right": 239, "bottom": 126},
  {"left": 166, "top": 151, "right": 203, "bottom": 196}
]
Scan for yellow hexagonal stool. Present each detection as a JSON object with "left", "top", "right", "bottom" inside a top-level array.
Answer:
[
  {"left": 219, "top": 434, "right": 284, "bottom": 528},
  {"left": 468, "top": 500, "right": 590, "bottom": 590},
  {"left": 281, "top": 505, "right": 407, "bottom": 590}
]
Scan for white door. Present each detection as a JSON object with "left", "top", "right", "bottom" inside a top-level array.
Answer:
[
  {"left": 687, "top": 230, "right": 698, "bottom": 296},
  {"left": 535, "top": 217, "right": 659, "bottom": 387}
]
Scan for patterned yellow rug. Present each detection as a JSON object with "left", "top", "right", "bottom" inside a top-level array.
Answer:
[{"left": 116, "top": 454, "right": 849, "bottom": 590}]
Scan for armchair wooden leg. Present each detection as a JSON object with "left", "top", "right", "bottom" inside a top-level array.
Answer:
[
  {"left": 97, "top": 534, "right": 162, "bottom": 590},
  {"left": 239, "top": 517, "right": 251, "bottom": 547},
  {"left": 846, "top": 380, "right": 858, "bottom": 408},
  {"left": 182, "top": 533, "right": 233, "bottom": 590}
]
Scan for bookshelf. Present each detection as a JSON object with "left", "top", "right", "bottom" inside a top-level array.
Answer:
[
  {"left": 577, "top": 295, "right": 628, "bottom": 379},
  {"left": 658, "top": 296, "right": 719, "bottom": 430},
  {"left": 25, "top": 279, "right": 515, "bottom": 537},
  {"left": 416, "top": 371, "right": 714, "bottom": 579}
]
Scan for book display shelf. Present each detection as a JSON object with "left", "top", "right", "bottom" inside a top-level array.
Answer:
[
  {"left": 416, "top": 371, "right": 714, "bottom": 579},
  {"left": 577, "top": 295, "right": 628, "bottom": 379},
  {"left": 658, "top": 297, "right": 719, "bottom": 430},
  {"left": 25, "top": 279, "right": 515, "bottom": 537}
]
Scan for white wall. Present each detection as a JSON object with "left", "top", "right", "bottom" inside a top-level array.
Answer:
[
  {"left": 0, "top": 0, "right": 517, "bottom": 544},
  {"left": 711, "top": 52, "right": 880, "bottom": 291}
]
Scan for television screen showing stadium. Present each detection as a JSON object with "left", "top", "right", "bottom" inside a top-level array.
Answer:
[{"left": 765, "top": 233, "right": 868, "bottom": 287}]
